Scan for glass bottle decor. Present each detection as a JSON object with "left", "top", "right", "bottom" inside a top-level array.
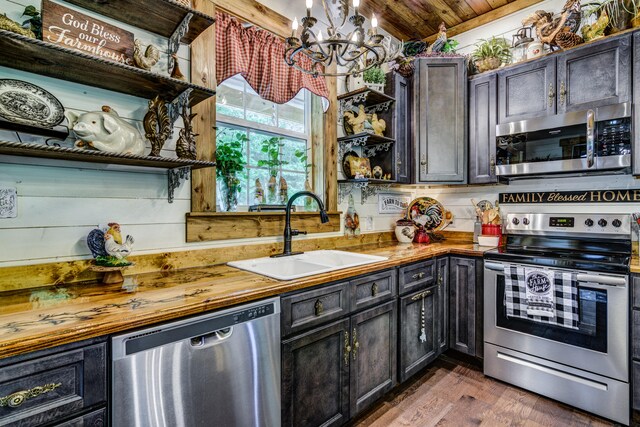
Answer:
[
  {"left": 267, "top": 175, "right": 277, "bottom": 204},
  {"left": 219, "top": 173, "right": 240, "bottom": 212}
]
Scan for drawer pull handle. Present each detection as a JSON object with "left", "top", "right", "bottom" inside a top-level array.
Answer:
[
  {"left": 437, "top": 272, "right": 443, "bottom": 286},
  {"left": 371, "top": 282, "right": 378, "bottom": 297},
  {"left": 548, "top": 83, "right": 555, "bottom": 107},
  {"left": 352, "top": 327, "right": 360, "bottom": 360},
  {"left": 411, "top": 289, "right": 433, "bottom": 301},
  {"left": 0, "top": 383, "right": 62, "bottom": 408},
  {"left": 314, "top": 299, "right": 323, "bottom": 316},
  {"left": 412, "top": 272, "right": 425, "bottom": 280},
  {"left": 559, "top": 81, "right": 567, "bottom": 106},
  {"left": 344, "top": 330, "right": 351, "bottom": 366}
]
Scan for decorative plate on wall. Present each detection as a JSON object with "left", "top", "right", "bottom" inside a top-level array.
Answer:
[
  {"left": 407, "top": 196, "right": 451, "bottom": 231},
  {"left": 0, "top": 79, "right": 65, "bottom": 128}
]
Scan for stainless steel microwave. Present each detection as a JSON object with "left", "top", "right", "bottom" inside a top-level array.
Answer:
[{"left": 495, "top": 102, "right": 631, "bottom": 178}]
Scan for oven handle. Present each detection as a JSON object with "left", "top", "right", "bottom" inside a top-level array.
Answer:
[
  {"left": 485, "top": 261, "right": 506, "bottom": 271},
  {"left": 576, "top": 274, "right": 626, "bottom": 287}
]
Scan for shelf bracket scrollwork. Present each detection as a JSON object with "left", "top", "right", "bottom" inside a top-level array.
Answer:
[
  {"left": 166, "top": 88, "right": 193, "bottom": 138},
  {"left": 168, "top": 166, "right": 191, "bottom": 203},
  {"left": 338, "top": 182, "right": 353, "bottom": 204},
  {"left": 338, "top": 135, "right": 370, "bottom": 159},
  {"left": 363, "top": 141, "right": 392, "bottom": 158},
  {"left": 361, "top": 184, "right": 391, "bottom": 204},
  {"left": 364, "top": 100, "right": 393, "bottom": 114},
  {"left": 168, "top": 13, "right": 193, "bottom": 73}
]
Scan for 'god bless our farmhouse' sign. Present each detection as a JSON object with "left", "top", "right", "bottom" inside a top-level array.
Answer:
[{"left": 42, "top": 0, "right": 134, "bottom": 65}]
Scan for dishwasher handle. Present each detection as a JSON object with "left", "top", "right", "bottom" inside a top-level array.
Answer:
[{"left": 190, "top": 327, "right": 233, "bottom": 347}]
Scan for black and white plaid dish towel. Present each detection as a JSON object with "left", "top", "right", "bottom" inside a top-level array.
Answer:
[{"left": 504, "top": 265, "right": 579, "bottom": 330}]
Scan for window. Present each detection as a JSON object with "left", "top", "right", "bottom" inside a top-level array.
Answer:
[{"left": 216, "top": 74, "right": 311, "bottom": 207}]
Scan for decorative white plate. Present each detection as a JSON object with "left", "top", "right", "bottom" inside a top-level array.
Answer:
[{"left": 0, "top": 79, "right": 64, "bottom": 128}]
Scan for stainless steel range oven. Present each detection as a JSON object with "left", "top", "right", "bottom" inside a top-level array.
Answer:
[{"left": 484, "top": 213, "right": 631, "bottom": 425}]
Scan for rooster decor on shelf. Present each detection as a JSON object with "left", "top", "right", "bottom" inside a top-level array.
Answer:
[
  {"left": 87, "top": 222, "right": 135, "bottom": 284},
  {"left": 132, "top": 39, "right": 160, "bottom": 71}
]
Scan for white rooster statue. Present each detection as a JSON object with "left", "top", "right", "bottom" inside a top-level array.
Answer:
[{"left": 87, "top": 222, "right": 134, "bottom": 266}]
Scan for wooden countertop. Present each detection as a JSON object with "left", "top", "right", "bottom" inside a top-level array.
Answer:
[
  {"left": 0, "top": 241, "right": 486, "bottom": 360},
  {"left": 631, "top": 256, "right": 640, "bottom": 274}
]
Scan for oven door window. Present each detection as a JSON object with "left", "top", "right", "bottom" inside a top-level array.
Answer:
[
  {"left": 496, "top": 124, "right": 586, "bottom": 166},
  {"left": 496, "top": 275, "right": 607, "bottom": 352}
]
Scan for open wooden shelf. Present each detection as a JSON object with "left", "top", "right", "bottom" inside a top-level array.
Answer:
[
  {"left": 338, "top": 178, "right": 397, "bottom": 184},
  {"left": 338, "top": 133, "right": 395, "bottom": 145},
  {"left": 62, "top": 0, "right": 215, "bottom": 43},
  {"left": 0, "top": 140, "right": 216, "bottom": 169},
  {"left": 337, "top": 87, "right": 395, "bottom": 106},
  {"left": 0, "top": 30, "right": 216, "bottom": 106}
]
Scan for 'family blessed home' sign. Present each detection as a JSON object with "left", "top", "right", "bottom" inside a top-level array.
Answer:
[
  {"left": 499, "top": 189, "right": 640, "bottom": 204},
  {"left": 42, "top": 0, "right": 134, "bottom": 65}
]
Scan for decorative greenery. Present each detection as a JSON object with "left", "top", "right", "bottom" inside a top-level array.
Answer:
[
  {"left": 95, "top": 255, "right": 132, "bottom": 267},
  {"left": 471, "top": 37, "right": 512, "bottom": 63},
  {"left": 363, "top": 66, "right": 386, "bottom": 84},
  {"left": 22, "top": 5, "right": 41, "bottom": 39},
  {"left": 294, "top": 147, "right": 312, "bottom": 178},
  {"left": 442, "top": 39, "right": 459, "bottom": 53},
  {"left": 215, "top": 131, "right": 247, "bottom": 179},
  {"left": 583, "top": 0, "right": 639, "bottom": 30},
  {"left": 258, "top": 136, "right": 286, "bottom": 177}
]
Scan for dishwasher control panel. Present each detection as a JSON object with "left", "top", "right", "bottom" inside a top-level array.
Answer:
[{"left": 234, "top": 303, "right": 275, "bottom": 323}]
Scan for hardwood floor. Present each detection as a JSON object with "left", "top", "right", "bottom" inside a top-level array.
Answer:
[{"left": 351, "top": 356, "right": 616, "bottom": 427}]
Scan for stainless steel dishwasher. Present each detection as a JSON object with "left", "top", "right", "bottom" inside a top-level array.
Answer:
[{"left": 111, "top": 298, "right": 280, "bottom": 427}]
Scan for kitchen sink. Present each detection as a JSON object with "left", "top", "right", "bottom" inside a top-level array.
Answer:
[{"left": 227, "top": 250, "right": 388, "bottom": 280}]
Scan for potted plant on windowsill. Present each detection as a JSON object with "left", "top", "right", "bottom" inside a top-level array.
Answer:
[
  {"left": 258, "top": 136, "right": 287, "bottom": 204},
  {"left": 362, "top": 65, "right": 386, "bottom": 92},
  {"left": 215, "top": 132, "right": 248, "bottom": 212},
  {"left": 471, "top": 37, "right": 512, "bottom": 74}
]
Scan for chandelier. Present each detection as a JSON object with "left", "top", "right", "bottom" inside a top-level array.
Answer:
[{"left": 284, "top": 0, "right": 398, "bottom": 77}]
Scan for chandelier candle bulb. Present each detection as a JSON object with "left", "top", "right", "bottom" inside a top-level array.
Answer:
[
  {"left": 306, "top": 0, "right": 312, "bottom": 17},
  {"left": 353, "top": 0, "right": 359, "bottom": 15},
  {"left": 371, "top": 14, "right": 378, "bottom": 33},
  {"left": 291, "top": 18, "right": 298, "bottom": 37},
  {"left": 317, "top": 30, "right": 323, "bottom": 41}
]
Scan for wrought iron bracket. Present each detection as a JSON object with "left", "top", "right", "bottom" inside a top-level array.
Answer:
[
  {"left": 361, "top": 183, "right": 391, "bottom": 203},
  {"left": 338, "top": 181, "right": 391, "bottom": 204},
  {"left": 364, "top": 100, "right": 393, "bottom": 114},
  {"left": 166, "top": 88, "right": 193, "bottom": 138},
  {"left": 338, "top": 135, "right": 370, "bottom": 159},
  {"left": 363, "top": 141, "right": 393, "bottom": 158},
  {"left": 168, "top": 13, "right": 194, "bottom": 73},
  {"left": 168, "top": 166, "right": 191, "bottom": 203}
]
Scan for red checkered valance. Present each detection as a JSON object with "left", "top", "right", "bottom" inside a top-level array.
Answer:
[{"left": 215, "top": 12, "right": 329, "bottom": 109}]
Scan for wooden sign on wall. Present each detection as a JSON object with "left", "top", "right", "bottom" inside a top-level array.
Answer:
[
  {"left": 42, "top": 0, "right": 134, "bottom": 65},
  {"left": 499, "top": 189, "right": 640, "bottom": 204}
]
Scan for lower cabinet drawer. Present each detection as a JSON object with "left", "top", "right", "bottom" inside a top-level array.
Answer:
[
  {"left": 350, "top": 269, "right": 396, "bottom": 311},
  {"left": 634, "top": 361, "right": 640, "bottom": 411},
  {"left": 281, "top": 282, "right": 350, "bottom": 337},
  {"left": 398, "top": 260, "right": 436, "bottom": 295},
  {"left": 0, "top": 343, "right": 107, "bottom": 427},
  {"left": 54, "top": 408, "right": 106, "bottom": 427}
]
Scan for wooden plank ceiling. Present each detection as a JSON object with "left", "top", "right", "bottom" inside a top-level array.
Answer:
[{"left": 358, "top": 0, "right": 544, "bottom": 42}]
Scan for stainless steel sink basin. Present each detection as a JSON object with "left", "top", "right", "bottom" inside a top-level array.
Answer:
[{"left": 227, "top": 250, "right": 388, "bottom": 280}]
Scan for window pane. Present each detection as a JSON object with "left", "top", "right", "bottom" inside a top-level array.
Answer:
[
  {"left": 248, "top": 168, "right": 272, "bottom": 205},
  {"left": 280, "top": 137, "right": 307, "bottom": 173},
  {"left": 248, "top": 131, "right": 277, "bottom": 169},
  {"left": 245, "top": 84, "right": 276, "bottom": 126},
  {"left": 216, "top": 76, "right": 244, "bottom": 119},
  {"left": 281, "top": 171, "right": 307, "bottom": 206},
  {"left": 278, "top": 91, "right": 306, "bottom": 133}
]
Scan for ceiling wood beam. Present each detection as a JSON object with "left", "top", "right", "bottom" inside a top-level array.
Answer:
[
  {"left": 425, "top": 0, "right": 545, "bottom": 41},
  {"left": 212, "top": 0, "right": 291, "bottom": 38}
]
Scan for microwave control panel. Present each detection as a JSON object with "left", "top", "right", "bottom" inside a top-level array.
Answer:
[{"left": 597, "top": 118, "right": 631, "bottom": 156}]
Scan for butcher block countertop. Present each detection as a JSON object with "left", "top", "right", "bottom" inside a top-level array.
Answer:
[
  {"left": 631, "top": 256, "right": 640, "bottom": 274},
  {"left": 0, "top": 241, "right": 487, "bottom": 360}
]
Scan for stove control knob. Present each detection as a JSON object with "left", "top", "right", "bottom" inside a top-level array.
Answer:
[
  {"left": 585, "top": 218, "right": 594, "bottom": 227},
  {"left": 522, "top": 218, "right": 530, "bottom": 225},
  {"left": 612, "top": 219, "right": 622, "bottom": 228},
  {"left": 512, "top": 218, "right": 519, "bottom": 225},
  {"left": 598, "top": 219, "right": 608, "bottom": 227}
]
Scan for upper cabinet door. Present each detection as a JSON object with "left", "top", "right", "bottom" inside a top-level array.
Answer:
[
  {"left": 413, "top": 58, "right": 467, "bottom": 183},
  {"left": 387, "top": 73, "right": 412, "bottom": 183},
  {"left": 468, "top": 74, "right": 497, "bottom": 184},
  {"left": 497, "top": 57, "right": 556, "bottom": 124},
  {"left": 556, "top": 35, "right": 631, "bottom": 114}
]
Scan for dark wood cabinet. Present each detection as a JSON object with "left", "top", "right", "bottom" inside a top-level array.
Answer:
[
  {"left": 0, "top": 338, "right": 107, "bottom": 427},
  {"left": 449, "top": 257, "right": 483, "bottom": 357},
  {"left": 468, "top": 74, "right": 497, "bottom": 184},
  {"left": 387, "top": 73, "right": 412, "bottom": 184},
  {"left": 350, "top": 300, "right": 397, "bottom": 416},
  {"left": 413, "top": 57, "right": 466, "bottom": 183},
  {"left": 556, "top": 35, "right": 631, "bottom": 114},
  {"left": 282, "top": 319, "right": 351, "bottom": 427},
  {"left": 497, "top": 56, "right": 556, "bottom": 124},
  {"left": 634, "top": 32, "right": 640, "bottom": 176}
]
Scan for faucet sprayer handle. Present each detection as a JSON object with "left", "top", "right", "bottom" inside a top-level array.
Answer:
[{"left": 291, "top": 229, "right": 307, "bottom": 236}]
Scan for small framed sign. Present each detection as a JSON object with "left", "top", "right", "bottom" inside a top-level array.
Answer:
[
  {"left": 378, "top": 193, "right": 411, "bottom": 214},
  {"left": 42, "top": 0, "right": 134, "bottom": 65},
  {"left": 0, "top": 187, "right": 17, "bottom": 218}
]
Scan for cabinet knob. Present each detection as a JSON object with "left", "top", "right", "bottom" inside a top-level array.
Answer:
[
  {"left": 412, "top": 272, "right": 425, "bottom": 280},
  {"left": 314, "top": 299, "right": 323, "bottom": 316},
  {"left": 371, "top": 282, "right": 379, "bottom": 297}
]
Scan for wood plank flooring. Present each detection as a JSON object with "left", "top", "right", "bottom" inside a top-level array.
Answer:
[{"left": 351, "top": 356, "right": 616, "bottom": 427}]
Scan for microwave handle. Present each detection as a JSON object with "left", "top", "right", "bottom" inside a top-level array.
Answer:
[{"left": 586, "top": 109, "right": 595, "bottom": 168}]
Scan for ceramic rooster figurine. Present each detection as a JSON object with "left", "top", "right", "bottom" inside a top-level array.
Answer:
[
  {"left": 133, "top": 39, "right": 160, "bottom": 71},
  {"left": 522, "top": 0, "right": 581, "bottom": 47},
  {"left": 344, "top": 194, "right": 360, "bottom": 237},
  {"left": 87, "top": 222, "right": 134, "bottom": 266},
  {"left": 427, "top": 22, "right": 447, "bottom": 53}
]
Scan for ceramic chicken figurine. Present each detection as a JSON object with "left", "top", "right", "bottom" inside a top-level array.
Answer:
[
  {"left": 343, "top": 104, "right": 368, "bottom": 134},
  {"left": 143, "top": 96, "right": 172, "bottom": 157},
  {"left": 344, "top": 194, "right": 360, "bottom": 237},
  {"left": 87, "top": 222, "right": 134, "bottom": 266},
  {"left": 427, "top": 22, "right": 447, "bottom": 53},
  {"left": 370, "top": 113, "right": 386, "bottom": 136},
  {"left": 0, "top": 13, "right": 35, "bottom": 38},
  {"left": 133, "top": 39, "right": 160, "bottom": 71}
]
